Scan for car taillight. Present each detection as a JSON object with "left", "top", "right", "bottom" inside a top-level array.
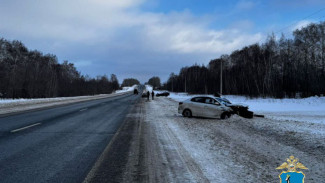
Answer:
[{"left": 179, "top": 102, "right": 183, "bottom": 105}]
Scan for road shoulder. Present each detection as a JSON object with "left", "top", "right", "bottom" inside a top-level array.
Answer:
[{"left": 83, "top": 97, "right": 142, "bottom": 183}]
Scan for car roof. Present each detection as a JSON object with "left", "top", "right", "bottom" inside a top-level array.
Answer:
[{"left": 191, "top": 95, "right": 215, "bottom": 99}]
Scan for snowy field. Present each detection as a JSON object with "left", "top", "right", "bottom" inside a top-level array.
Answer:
[{"left": 167, "top": 92, "right": 325, "bottom": 124}]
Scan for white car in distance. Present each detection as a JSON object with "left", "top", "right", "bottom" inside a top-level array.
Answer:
[{"left": 178, "top": 96, "right": 233, "bottom": 119}]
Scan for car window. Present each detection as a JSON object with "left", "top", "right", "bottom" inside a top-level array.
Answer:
[
  {"left": 220, "top": 98, "right": 231, "bottom": 104},
  {"left": 222, "top": 98, "right": 231, "bottom": 104},
  {"left": 205, "top": 98, "right": 214, "bottom": 104},
  {"left": 191, "top": 97, "right": 205, "bottom": 103},
  {"left": 215, "top": 97, "right": 229, "bottom": 105}
]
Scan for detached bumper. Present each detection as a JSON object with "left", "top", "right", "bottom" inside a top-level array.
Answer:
[{"left": 229, "top": 106, "right": 253, "bottom": 118}]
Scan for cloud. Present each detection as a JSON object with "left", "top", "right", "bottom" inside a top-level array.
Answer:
[
  {"left": 0, "top": 0, "right": 144, "bottom": 41},
  {"left": 146, "top": 25, "right": 262, "bottom": 54},
  {"left": 0, "top": 0, "right": 263, "bottom": 82},
  {"left": 235, "top": 0, "right": 256, "bottom": 11},
  {"left": 74, "top": 60, "right": 93, "bottom": 67},
  {"left": 271, "top": 0, "right": 325, "bottom": 8},
  {"left": 292, "top": 20, "right": 312, "bottom": 31}
]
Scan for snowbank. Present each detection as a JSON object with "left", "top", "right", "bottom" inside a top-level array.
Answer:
[
  {"left": 144, "top": 85, "right": 153, "bottom": 93},
  {"left": 224, "top": 95, "right": 325, "bottom": 124},
  {"left": 0, "top": 92, "right": 132, "bottom": 115},
  {"left": 115, "top": 85, "right": 138, "bottom": 93},
  {"left": 168, "top": 92, "right": 325, "bottom": 124},
  {"left": 0, "top": 95, "right": 101, "bottom": 105},
  {"left": 224, "top": 95, "right": 325, "bottom": 111},
  {"left": 167, "top": 92, "right": 209, "bottom": 102}
]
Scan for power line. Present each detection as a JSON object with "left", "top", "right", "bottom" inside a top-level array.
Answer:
[
  {"left": 274, "top": 7, "right": 325, "bottom": 35},
  {"left": 278, "top": 14, "right": 325, "bottom": 39},
  {"left": 255, "top": 7, "right": 325, "bottom": 43}
]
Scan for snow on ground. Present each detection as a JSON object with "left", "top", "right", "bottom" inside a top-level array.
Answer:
[
  {"left": 0, "top": 91, "right": 132, "bottom": 115},
  {"left": 168, "top": 92, "right": 325, "bottom": 124},
  {"left": 145, "top": 97, "right": 325, "bottom": 182},
  {"left": 225, "top": 95, "right": 325, "bottom": 124},
  {"left": 145, "top": 85, "right": 153, "bottom": 93},
  {"left": 0, "top": 95, "right": 102, "bottom": 106},
  {"left": 167, "top": 92, "right": 191, "bottom": 101}
]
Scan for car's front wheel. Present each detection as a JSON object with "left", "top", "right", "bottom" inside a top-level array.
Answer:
[
  {"left": 182, "top": 109, "right": 192, "bottom": 118},
  {"left": 221, "top": 112, "right": 231, "bottom": 119}
]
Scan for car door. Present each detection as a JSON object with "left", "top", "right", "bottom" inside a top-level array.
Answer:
[
  {"left": 189, "top": 97, "right": 206, "bottom": 116},
  {"left": 202, "top": 98, "right": 223, "bottom": 118}
]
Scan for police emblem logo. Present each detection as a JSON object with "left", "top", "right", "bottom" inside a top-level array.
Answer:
[{"left": 276, "top": 155, "right": 308, "bottom": 183}]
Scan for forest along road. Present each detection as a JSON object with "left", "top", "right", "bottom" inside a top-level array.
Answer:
[
  {"left": 118, "top": 97, "right": 325, "bottom": 183},
  {"left": 0, "top": 93, "right": 140, "bottom": 183}
]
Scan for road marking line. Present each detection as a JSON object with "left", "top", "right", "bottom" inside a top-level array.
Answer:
[
  {"left": 11, "top": 123, "right": 42, "bottom": 133},
  {"left": 80, "top": 108, "right": 88, "bottom": 112}
]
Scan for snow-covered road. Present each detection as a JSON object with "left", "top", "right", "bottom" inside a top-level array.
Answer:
[{"left": 130, "top": 97, "right": 325, "bottom": 182}]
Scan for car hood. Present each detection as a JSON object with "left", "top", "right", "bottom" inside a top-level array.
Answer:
[{"left": 226, "top": 103, "right": 248, "bottom": 108}]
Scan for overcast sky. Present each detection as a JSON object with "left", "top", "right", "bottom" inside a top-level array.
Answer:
[{"left": 1, "top": 0, "right": 325, "bottom": 83}]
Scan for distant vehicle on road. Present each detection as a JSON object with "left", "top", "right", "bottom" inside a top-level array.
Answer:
[
  {"left": 178, "top": 96, "right": 233, "bottom": 119},
  {"left": 215, "top": 97, "right": 254, "bottom": 118},
  {"left": 142, "top": 92, "right": 148, "bottom": 98},
  {"left": 156, "top": 92, "right": 170, "bottom": 97}
]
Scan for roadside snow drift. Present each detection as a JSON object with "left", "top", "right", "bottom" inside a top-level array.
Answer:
[
  {"left": 115, "top": 85, "right": 138, "bottom": 93},
  {"left": 145, "top": 85, "right": 153, "bottom": 93},
  {"left": 0, "top": 91, "right": 132, "bottom": 115}
]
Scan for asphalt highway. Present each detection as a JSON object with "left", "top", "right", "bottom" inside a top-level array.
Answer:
[{"left": 0, "top": 93, "right": 140, "bottom": 183}]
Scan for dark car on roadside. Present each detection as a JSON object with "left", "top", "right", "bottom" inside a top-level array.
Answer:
[
  {"left": 142, "top": 92, "right": 148, "bottom": 98},
  {"left": 156, "top": 92, "right": 170, "bottom": 97}
]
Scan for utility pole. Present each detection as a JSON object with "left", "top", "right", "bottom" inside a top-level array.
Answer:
[
  {"left": 220, "top": 60, "right": 223, "bottom": 95},
  {"left": 184, "top": 75, "right": 187, "bottom": 93},
  {"left": 205, "top": 70, "right": 207, "bottom": 94},
  {"left": 172, "top": 76, "right": 174, "bottom": 92}
]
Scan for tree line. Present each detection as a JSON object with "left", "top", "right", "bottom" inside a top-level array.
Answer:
[
  {"left": 163, "top": 21, "right": 325, "bottom": 98},
  {"left": 0, "top": 38, "right": 119, "bottom": 98},
  {"left": 121, "top": 78, "right": 140, "bottom": 87},
  {"left": 147, "top": 76, "right": 161, "bottom": 89}
]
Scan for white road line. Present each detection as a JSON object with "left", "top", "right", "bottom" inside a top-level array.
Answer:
[
  {"left": 11, "top": 123, "right": 42, "bottom": 133},
  {"left": 80, "top": 108, "right": 88, "bottom": 112}
]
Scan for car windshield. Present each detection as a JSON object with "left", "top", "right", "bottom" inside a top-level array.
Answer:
[{"left": 215, "top": 98, "right": 231, "bottom": 105}]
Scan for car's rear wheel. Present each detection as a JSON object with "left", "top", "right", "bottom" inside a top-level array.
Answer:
[
  {"left": 221, "top": 112, "right": 231, "bottom": 119},
  {"left": 182, "top": 109, "right": 192, "bottom": 118}
]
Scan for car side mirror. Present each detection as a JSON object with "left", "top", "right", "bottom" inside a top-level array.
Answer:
[{"left": 214, "top": 102, "right": 220, "bottom": 105}]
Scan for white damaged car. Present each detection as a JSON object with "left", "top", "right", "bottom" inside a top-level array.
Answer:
[{"left": 178, "top": 96, "right": 233, "bottom": 119}]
